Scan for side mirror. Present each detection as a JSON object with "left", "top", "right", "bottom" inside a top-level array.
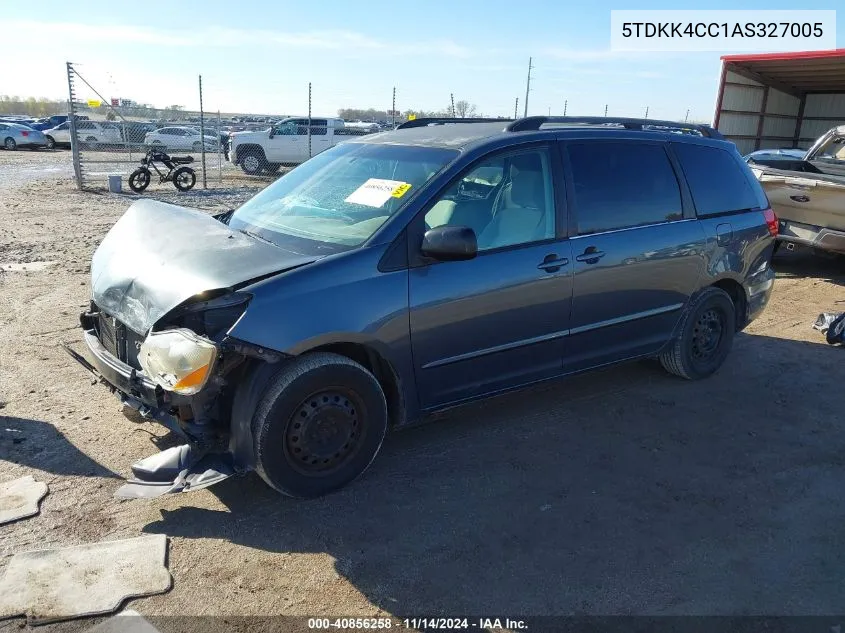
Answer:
[{"left": 421, "top": 225, "right": 478, "bottom": 261}]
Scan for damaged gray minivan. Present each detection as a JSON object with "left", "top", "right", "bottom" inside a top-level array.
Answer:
[{"left": 67, "top": 116, "right": 777, "bottom": 499}]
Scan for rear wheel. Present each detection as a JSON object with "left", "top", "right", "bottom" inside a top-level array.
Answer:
[
  {"left": 128, "top": 167, "right": 151, "bottom": 193},
  {"left": 252, "top": 352, "right": 388, "bottom": 498},
  {"left": 240, "top": 150, "right": 265, "bottom": 175},
  {"left": 4, "top": 137, "right": 16, "bottom": 150},
  {"left": 172, "top": 166, "right": 196, "bottom": 191},
  {"left": 659, "top": 287, "right": 735, "bottom": 380}
]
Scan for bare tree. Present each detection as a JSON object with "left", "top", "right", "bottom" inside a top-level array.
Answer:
[{"left": 453, "top": 100, "right": 477, "bottom": 118}]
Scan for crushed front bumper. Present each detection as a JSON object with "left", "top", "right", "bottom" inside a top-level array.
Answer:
[{"left": 63, "top": 319, "right": 238, "bottom": 499}]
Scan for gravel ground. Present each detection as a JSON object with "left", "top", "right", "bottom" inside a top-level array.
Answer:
[{"left": 2, "top": 148, "right": 845, "bottom": 630}]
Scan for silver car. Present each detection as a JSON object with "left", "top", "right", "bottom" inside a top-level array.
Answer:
[{"left": 0, "top": 122, "right": 48, "bottom": 150}]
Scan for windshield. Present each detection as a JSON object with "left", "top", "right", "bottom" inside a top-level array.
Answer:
[{"left": 229, "top": 142, "right": 458, "bottom": 251}]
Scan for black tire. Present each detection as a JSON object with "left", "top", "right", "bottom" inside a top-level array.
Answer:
[
  {"left": 45, "top": 136, "right": 56, "bottom": 150},
  {"left": 659, "top": 287, "right": 736, "bottom": 380},
  {"left": 128, "top": 167, "right": 151, "bottom": 193},
  {"left": 252, "top": 352, "right": 388, "bottom": 498},
  {"left": 4, "top": 137, "right": 16, "bottom": 150},
  {"left": 240, "top": 149, "right": 266, "bottom": 175},
  {"left": 172, "top": 166, "right": 196, "bottom": 191}
]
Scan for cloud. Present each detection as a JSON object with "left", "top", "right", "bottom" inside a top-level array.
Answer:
[{"left": 2, "top": 20, "right": 471, "bottom": 58}]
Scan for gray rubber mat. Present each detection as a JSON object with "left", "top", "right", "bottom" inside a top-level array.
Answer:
[
  {"left": 0, "top": 475, "right": 48, "bottom": 525},
  {"left": 0, "top": 534, "right": 171, "bottom": 625}
]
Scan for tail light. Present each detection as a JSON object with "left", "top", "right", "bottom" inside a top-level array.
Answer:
[
  {"left": 763, "top": 207, "right": 778, "bottom": 237},
  {"left": 20, "top": 131, "right": 29, "bottom": 137}
]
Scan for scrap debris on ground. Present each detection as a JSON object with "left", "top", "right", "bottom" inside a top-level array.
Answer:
[
  {"left": 0, "top": 534, "right": 171, "bottom": 625},
  {"left": 0, "top": 475, "right": 48, "bottom": 525}
]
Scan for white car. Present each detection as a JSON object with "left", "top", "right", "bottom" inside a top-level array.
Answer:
[
  {"left": 73, "top": 120, "right": 123, "bottom": 149},
  {"left": 144, "top": 127, "right": 217, "bottom": 151}
]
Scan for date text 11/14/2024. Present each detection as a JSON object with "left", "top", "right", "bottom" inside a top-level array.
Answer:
[{"left": 307, "top": 617, "right": 529, "bottom": 630}]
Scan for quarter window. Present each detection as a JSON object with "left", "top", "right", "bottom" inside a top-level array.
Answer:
[
  {"left": 673, "top": 143, "right": 764, "bottom": 215},
  {"left": 568, "top": 142, "right": 683, "bottom": 235}
]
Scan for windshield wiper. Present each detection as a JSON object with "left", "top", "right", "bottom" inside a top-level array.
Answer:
[{"left": 238, "top": 228, "right": 274, "bottom": 245}]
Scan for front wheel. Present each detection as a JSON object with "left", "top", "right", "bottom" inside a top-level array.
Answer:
[
  {"left": 45, "top": 136, "right": 56, "bottom": 150},
  {"left": 128, "top": 167, "right": 151, "bottom": 193},
  {"left": 172, "top": 166, "right": 196, "bottom": 191},
  {"left": 240, "top": 151, "right": 265, "bottom": 175},
  {"left": 4, "top": 137, "right": 16, "bottom": 150},
  {"left": 252, "top": 353, "right": 388, "bottom": 498},
  {"left": 659, "top": 287, "right": 736, "bottom": 380}
]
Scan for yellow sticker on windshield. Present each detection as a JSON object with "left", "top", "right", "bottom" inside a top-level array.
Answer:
[{"left": 391, "top": 183, "right": 412, "bottom": 198}]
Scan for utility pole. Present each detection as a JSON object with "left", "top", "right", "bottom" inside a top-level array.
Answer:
[
  {"left": 450, "top": 93, "right": 455, "bottom": 117},
  {"left": 514, "top": 97, "right": 518, "bottom": 119},
  {"left": 523, "top": 56, "right": 533, "bottom": 118},
  {"left": 199, "top": 75, "right": 206, "bottom": 189}
]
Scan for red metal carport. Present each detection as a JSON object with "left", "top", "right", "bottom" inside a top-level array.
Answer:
[{"left": 714, "top": 49, "right": 845, "bottom": 155}]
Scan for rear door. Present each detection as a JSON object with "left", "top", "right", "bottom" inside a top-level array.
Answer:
[{"left": 562, "top": 139, "right": 706, "bottom": 372}]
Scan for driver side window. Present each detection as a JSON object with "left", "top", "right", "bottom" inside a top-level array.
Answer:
[
  {"left": 424, "top": 148, "right": 556, "bottom": 251},
  {"left": 274, "top": 122, "right": 298, "bottom": 136}
]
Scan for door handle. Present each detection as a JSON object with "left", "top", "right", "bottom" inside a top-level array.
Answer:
[
  {"left": 575, "top": 248, "right": 606, "bottom": 264},
  {"left": 789, "top": 195, "right": 810, "bottom": 203},
  {"left": 537, "top": 255, "right": 569, "bottom": 272}
]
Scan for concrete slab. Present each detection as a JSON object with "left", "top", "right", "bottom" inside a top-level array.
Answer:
[
  {"left": 0, "top": 475, "right": 48, "bottom": 525},
  {"left": 84, "top": 610, "right": 163, "bottom": 633},
  {"left": 0, "top": 534, "right": 171, "bottom": 625}
]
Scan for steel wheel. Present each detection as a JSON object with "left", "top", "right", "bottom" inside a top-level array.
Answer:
[
  {"left": 284, "top": 389, "right": 365, "bottom": 476},
  {"left": 691, "top": 308, "right": 724, "bottom": 361}
]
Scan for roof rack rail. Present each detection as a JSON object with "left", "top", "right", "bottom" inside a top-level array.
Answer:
[
  {"left": 506, "top": 116, "right": 723, "bottom": 139},
  {"left": 397, "top": 117, "right": 514, "bottom": 129}
]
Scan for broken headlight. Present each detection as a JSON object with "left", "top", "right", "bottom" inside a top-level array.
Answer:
[{"left": 138, "top": 328, "right": 217, "bottom": 395}]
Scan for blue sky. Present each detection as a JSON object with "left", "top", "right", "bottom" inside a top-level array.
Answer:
[{"left": 0, "top": 0, "right": 841, "bottom": 121}]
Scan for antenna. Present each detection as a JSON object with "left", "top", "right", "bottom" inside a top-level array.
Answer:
[{"left": 523, "top": 57, "right": 533, "bottom": 118}]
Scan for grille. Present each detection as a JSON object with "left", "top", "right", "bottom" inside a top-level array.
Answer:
[{"left": 97, "top": 312, "right": 121, "bottom": 359}]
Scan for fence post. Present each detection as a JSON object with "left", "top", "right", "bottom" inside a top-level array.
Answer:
[
  {"left": 199, "top": 75, "right": 207, "bottom": 189},
  {"left": 217, "top": 110, "right": 222, "bottom": 182},
  {"left": 66, "top": 62, "right": 83, "bottom": 190},
  {"left": 392, "top": 87, "right": 396, "bottom": 128},
  {"left": 307, "top": 82, "right": 312, "bottom": 159}
]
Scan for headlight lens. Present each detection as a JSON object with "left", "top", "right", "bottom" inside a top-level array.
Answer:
[{"left": 138, "top": 328, "right": 217, "bottom": 395}]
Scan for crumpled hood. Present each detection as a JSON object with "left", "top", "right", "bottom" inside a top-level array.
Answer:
[{"left": 92, "top": 199, "right": 317, "bottom": 335}]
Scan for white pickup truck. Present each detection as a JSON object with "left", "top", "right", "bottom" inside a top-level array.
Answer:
[{"left": 229, "top": 117, "right": 369, "bottom": 175}]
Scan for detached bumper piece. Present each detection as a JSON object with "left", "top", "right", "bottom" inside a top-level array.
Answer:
[{"left": 115, "top": 444, "right": 235, "bottom": 499}]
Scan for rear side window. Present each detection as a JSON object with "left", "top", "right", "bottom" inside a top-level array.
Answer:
[
  {"left": 568, "top": 142, "right": 683, "bottom": 235},
  {"left": 673, "top": 143, "right": 763, "bottom": 215}
]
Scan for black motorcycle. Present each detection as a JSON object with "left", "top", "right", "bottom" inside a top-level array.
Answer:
[{"left": 128, "top": 148, "right": 196, "bottom": 193}]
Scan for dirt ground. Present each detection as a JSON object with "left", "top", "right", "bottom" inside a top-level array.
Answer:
[{"left": 2, "top": 149, "right": 845, "bottom": 630}]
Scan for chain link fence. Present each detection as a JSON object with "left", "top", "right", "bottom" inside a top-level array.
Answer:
[{"left": 65, "top": 65, "right": 375, "bottom": 202}]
